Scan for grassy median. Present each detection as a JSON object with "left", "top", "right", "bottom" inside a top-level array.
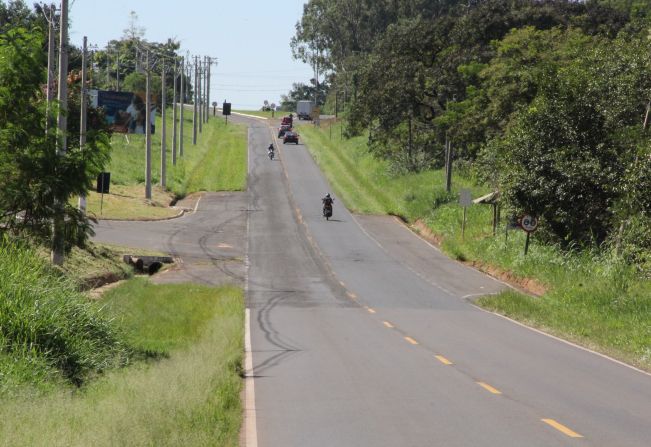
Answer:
[
  {"left": 83, "top": 110, "right": 247, "bottom": 220},
  {"left": 0, "top": 276, "right": 243, "bottom": 447},
  {"left": 298, "top": 119, "right": 651, "bottom": 371}
]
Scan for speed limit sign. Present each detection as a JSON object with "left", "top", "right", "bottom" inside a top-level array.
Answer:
[{"left": 520, "top": 214, "right": 538, "bottom": 232}]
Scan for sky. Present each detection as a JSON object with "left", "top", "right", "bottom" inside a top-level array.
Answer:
[{"left": 68, "top": 0, "right": 313, "bottom": 110}]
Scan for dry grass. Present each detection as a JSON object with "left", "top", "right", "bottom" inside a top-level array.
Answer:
[{"left": 83, "top": 184, "right": 178, "bottom": 220}]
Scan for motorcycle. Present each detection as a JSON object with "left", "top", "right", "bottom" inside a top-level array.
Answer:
[
  {"left": 268, "top": 149, "right": 274, "bottom": 160},
  {"left": 322, "top": 201, "right": 333, "bottom": 220}
]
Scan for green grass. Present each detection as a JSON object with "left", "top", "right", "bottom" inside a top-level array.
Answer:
[
  {"left": 0, "top": 239, "right": 132, "bottom": 394},
  {"left": 108, "top": 110, "right": 247, "bottom": 196},
  {"left": 54, "top": 242, "right": 133, "bottom": 289},
  {"left": 298, "top": 119, "right": 651, "bottom": 371},
  {"left": 83, "top": 184, "right": 179, "bottom": 220},
  {"left": 0, "top": 278, "right": 244, "bottom": 446},
  {"left": 85, "top": 110, "right": 247, "bottom": 218}
]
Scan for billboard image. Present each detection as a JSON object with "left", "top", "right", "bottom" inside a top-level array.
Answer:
[{"left": 90, "top": 90, "right": 156, "bottom": 134}]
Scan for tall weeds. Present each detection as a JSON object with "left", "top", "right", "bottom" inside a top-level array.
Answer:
[{"left": 0, "top": 238, "right": 131, "bottom": 391}]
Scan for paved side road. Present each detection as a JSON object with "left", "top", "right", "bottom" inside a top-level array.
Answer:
[{"left": 93, "top": 191, "right": 247, "bottom": 286}]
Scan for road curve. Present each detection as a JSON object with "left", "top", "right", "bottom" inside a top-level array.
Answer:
[{"left": 245, "top": 114, "right": 651, "bottom": 447}]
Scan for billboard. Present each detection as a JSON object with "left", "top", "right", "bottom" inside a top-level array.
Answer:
[{"left": 90, "top": 90, "right": 156, "bottom": 134}]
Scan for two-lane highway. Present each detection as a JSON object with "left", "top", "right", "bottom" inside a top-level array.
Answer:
[{"left": 244, "top": 112, "right": 651, "bottom": 447}]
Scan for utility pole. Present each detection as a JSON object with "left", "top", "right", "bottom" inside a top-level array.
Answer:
[
  {"left": 179, "top": 56, "right": 185, "bottom": 157},
  {"left": 172, "top": 57, "right": 178, "bottom": 165},
  {"left": 193, "top": 56, "right": 198, "bottom": 145},
  {"left": 145, "top": 50, "right": 152, "bottom": 200},
  {"left": 78, "top": 36, "right": 88, "bottom": 213},
  {"left": 160, "top": 60, "right": 167, "bottom": 188},
  {"left": 116, "top": 47, "right": 120, "bottom": 91},
  {"left": 204, "top": 57, "right": 209, "bottom": 123},
  {"left": 207, "top": 57, "right": 215, "bottom": 122},
  {"left": 52, "top": 0, "right": 68, "bottom": 266},
  {"left": 445, "top": 139, "right": 453, "bottom": 193},
  {"left": 198, "top": 58, "right": 203, "bottom": 133},
  {"left": 106, "top": 49, "right": 110, "bottom": 88},
  {"left": 45, "top": 4, "right": 55, "bottom": 132}
]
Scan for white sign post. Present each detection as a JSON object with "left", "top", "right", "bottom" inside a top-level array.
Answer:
[{"left": 459, "top": 189, "right": 472, "bottom": 240}]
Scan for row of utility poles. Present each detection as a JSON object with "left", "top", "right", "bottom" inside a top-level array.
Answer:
[
  {"left": 47, "top": 0, "right": 216, "bottom": 264},
  {"left": 145, "top": 52, "right": 216, "bottom": 198}
]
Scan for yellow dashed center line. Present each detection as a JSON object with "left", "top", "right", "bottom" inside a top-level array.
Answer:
[
  {"left": 339, "top": 281, "right": 346, "bottom": 287},
  {"left": 476, "top": 382, "right": 502, "bottom": 395},
  {"left": 404, "top": 336, "right": 419, "bottom": 345},
  {"left": 347, "top": 292, "right": 357, "bottom": 299},
  {"left": 541, "top": 419, "right": 583, "bottom": 438},
  {"left": 383, "top": 321, "right": 394, "bottom": 328},
  {"left": 435, "top": 355, "right": 453, "bottom": 365},
  {"left": 366, "top": 307, "right": 376, "bottom": 314}
]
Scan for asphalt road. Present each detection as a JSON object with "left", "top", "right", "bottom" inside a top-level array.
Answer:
[
  {"left": 94, "top": 113, "right": 651, "bottom": 446},
  {"left": 245, "top": 115, "right": 651, "bottom": 447}
]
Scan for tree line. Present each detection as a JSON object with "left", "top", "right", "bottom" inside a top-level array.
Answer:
[
  {"left": 0, "top": 1, "right": 190, "bottom": 252},
  {"left": 292, "top": 0, "right": 651, "bottom": 266}
]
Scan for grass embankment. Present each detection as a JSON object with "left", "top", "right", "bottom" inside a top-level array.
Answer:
[
  {"left": 298, "top": 120, "right": 651, "bottom": 371},
  {"left": 84, "top": 111, "right": 247, "bottom": 219},
  {"left": 1, "top": 244, "right": 244, "bottom": 446}
]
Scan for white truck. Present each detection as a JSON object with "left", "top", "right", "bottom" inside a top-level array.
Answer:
[{"left": 296, "top": 100, "right": 315, "bottom": 120}]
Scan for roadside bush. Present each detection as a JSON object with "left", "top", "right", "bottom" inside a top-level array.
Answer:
[{"left": 0, "top": 237, "right": 132, "bottom": 389}]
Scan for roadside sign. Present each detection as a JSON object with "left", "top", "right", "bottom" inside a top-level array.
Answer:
[
  {"left": 507, "top": 215, "right": 520, "bottom": 230},
  {"left": 459, "top": 189, "right": 472, "bottom": 240},
  {"left": 520, "top": 214, "right": 538, "bottom": 232},
  {"left": 459, "top": 189, "right": 472, "bottom": 207}
]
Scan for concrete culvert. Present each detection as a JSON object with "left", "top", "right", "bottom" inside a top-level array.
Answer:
[{"left": 148, "top": 262, "right": 163, "bottom": 275}]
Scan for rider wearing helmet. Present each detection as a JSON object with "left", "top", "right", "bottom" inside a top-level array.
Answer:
[{"left": 322, "top": 193, "right": 334, "bottom": 206}]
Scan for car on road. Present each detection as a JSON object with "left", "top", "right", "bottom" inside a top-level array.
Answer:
[
  {"left": 278, "top": 125, "right": 291, "bottom": 138},
  {"left": 283, "top": 131, "right": 299, "bottom": 144}
]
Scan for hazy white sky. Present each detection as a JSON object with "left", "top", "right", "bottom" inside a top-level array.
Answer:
[{"left": 68, "top": 0, "right": 313, "bottom": 110}]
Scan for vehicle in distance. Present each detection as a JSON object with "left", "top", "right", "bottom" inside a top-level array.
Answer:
[
  {"left": 283, "top": 131, "right": 299, "bottom": 144},
  {"left": 281, "top": 115, "right": 293, "bottom": 126},
  {"left": 296, "top": 100, "right": 314, "bottom": 120},
  {"left": 278, "top": 125, "right": 292, "bottom": 138}
]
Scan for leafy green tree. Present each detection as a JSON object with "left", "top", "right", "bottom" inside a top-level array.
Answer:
[
  {"left": 496, "top": 30, "right": 651, "bottom": 245},
  {"left": 0, "top": 27, "right": 110, "bottom": 249}
]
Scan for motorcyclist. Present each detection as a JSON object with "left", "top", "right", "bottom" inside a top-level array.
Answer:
[
  {"left": 268, "top": 144, "right": 274, "bottom": 159},
  {"left": 322, "top": 193, "right": 334, "bottom": 206}
]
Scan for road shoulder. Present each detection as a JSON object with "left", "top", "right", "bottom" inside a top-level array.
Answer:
[{"left": 352, "top": 214, "right": 508, "bottom": 299}]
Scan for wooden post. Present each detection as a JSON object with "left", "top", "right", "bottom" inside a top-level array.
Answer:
[{"left": 462, "top": 206, "right": 467, "bottom": 241}]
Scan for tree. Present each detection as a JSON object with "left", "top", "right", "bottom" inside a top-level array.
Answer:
[
  {"left": 495, "top": 30, "right": 651, "bottom": 245},
  {"left": 0, "top": 27, "right": 110, "bottom": 249}
]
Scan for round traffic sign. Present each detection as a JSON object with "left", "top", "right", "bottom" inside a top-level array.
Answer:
[{"left": 520, "top": 214, "right": 538, "bottom": 232}]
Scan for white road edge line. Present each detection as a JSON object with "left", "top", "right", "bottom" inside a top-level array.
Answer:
[
  {"left": 350, "top": 214, "right": 456, "bottom": 297},
  {"left": 193, "top": 194, "right": 202, "bottom": 214},
  {"left": 244, "top": 309, "right": 258, "bottom": 447},
  {"left": 233, "top": 111, "right": 268, "bottom": 120},
  {"left": 473, "top": 303, "right": 651, "bottom": 378},
  {"left": 390, "top": 215, "right": 513, "bottom": 292},
  {"left": 384, "top": 214, "right": 651, "bottom": 377},
  {"left": 244, "top": 127, "right": 258, "bottom": 447}
]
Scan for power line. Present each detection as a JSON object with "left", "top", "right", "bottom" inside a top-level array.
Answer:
[{"left": 214, "top": 88, "right": 290, "bottom": 92}]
